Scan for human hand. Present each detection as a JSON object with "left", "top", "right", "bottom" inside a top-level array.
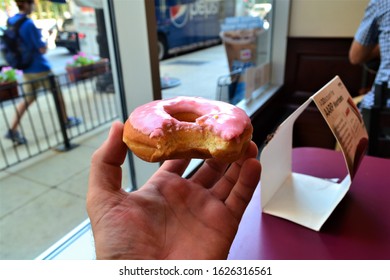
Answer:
[{"left": 87, "top": 121, "right": 261, "bottom": 259}]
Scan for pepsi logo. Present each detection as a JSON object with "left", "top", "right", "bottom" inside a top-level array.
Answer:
[{"left": 170, "top": 5, "right": 189, "bottom": 28}]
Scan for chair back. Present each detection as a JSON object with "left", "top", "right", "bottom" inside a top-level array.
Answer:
[
  {"left": 374, "top": 82, "right": 390, "bottom": 108},
  {"left": 362, "top": 82, "right": 390, "bottom": 158}
]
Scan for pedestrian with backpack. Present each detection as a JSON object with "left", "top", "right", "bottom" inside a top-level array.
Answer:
[{"left": 4, "top": 0, "right": 82, "bottom": 145}]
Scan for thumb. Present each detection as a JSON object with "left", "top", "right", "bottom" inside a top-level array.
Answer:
[{"left": 89, "top": 121, "right": 127, "bottom": 194}]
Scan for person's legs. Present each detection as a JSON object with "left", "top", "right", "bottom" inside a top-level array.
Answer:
[
  {"left": 5, "top": 71, "right": 81, "bottom": 144},
  {"left": 5, "top": 75, "right": 37, "bottom": 144},
  {"left": 5, "top": 99, "right": 36, "bottom": 145},
  {"left": 9, "top": 97, "right": 36, "bottom": 131}
]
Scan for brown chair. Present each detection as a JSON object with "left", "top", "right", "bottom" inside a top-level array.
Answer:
[{"left": 361, "top": 82, "right": 390, "bottom": 158}]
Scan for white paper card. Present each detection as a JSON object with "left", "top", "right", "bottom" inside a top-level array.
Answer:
[{"left": 260, "top": 76, "right": 368, "bottom": 231}]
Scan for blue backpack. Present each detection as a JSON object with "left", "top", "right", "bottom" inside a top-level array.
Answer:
[{"left": 0, "top": 16, "right": 33, "bottom": 70}]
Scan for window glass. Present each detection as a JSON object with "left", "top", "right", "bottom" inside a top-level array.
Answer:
[
  {"left": 158, "top": 0, "right": 274, "bottom": 105},
  {"left": 0, "top": 0, "right": 121, "bottom": 260}
]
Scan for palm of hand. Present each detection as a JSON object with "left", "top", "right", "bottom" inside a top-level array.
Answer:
[{"left": 92, "top": 166, "right": 243, "bottom": 260}]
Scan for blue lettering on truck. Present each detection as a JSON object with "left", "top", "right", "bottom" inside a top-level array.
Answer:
[{"left": 156, "top": 0, "right": 235, "bottom": 59}]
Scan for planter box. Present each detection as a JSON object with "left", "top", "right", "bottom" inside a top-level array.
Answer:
[
  {"left": 0, "top": 81, "right": 18, "bottom": 102},
  {"left": 66, "top": 58, "right": 109, "bottom": 83}
]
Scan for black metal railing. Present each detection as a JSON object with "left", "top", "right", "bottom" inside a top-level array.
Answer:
[{"left": 0, "top": 70, "right": 117, "bottom": 170}]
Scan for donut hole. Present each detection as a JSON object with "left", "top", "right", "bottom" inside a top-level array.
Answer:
[
  {"left": 164, "top": 106, "right": 201, "bottom": 123},
  {"left": 170, "top": 112, "right": 200, "bottom": 122}
]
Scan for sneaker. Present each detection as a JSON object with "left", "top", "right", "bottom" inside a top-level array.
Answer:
[
  {"left": 65, "top": 117, "right": 82, "bottom": 128},
  {"left": 4, "top": 129, "right": 27, "bottom": 145}
]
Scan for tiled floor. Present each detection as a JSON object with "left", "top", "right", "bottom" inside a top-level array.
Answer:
[{"left": 0, "top": 45, "right": 229, "bottom": 259}]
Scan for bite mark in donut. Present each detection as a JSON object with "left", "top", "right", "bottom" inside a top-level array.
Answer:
[{"left": 123, "top": 96, "right": 253, "bottom": 163}]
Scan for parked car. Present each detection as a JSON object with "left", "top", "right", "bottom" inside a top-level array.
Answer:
[{"left": 55, "top": 18, "right": 85, "bottom": 54}]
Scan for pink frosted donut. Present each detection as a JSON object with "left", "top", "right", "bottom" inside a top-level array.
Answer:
[{"left": 123, "top": 96, "right": 253, "bottom": 162}]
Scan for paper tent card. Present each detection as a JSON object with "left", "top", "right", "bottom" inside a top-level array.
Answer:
[{"left": 259, "top": 76, "right": 368, "bottom": 231}]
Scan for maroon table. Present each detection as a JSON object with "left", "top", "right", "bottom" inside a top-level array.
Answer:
[{"left": 228, "top": 147, "right": 390, "bottom": 260}]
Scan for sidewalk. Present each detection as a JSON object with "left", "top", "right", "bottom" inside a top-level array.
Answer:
[
  {"left": 0, "top": 123, "right": 125, "bottom": 259},
  {"left": 0, "top": 44, "right": 229, "bottom": 259}
]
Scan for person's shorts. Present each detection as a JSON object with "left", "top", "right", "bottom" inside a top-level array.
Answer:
[{"left": 22, "top": 71, "right": 57, "bottom": 102}]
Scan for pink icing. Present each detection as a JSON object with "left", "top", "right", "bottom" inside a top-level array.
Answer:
[{"left": 129, "top": 96, "right": 251, "bottom": 140}]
